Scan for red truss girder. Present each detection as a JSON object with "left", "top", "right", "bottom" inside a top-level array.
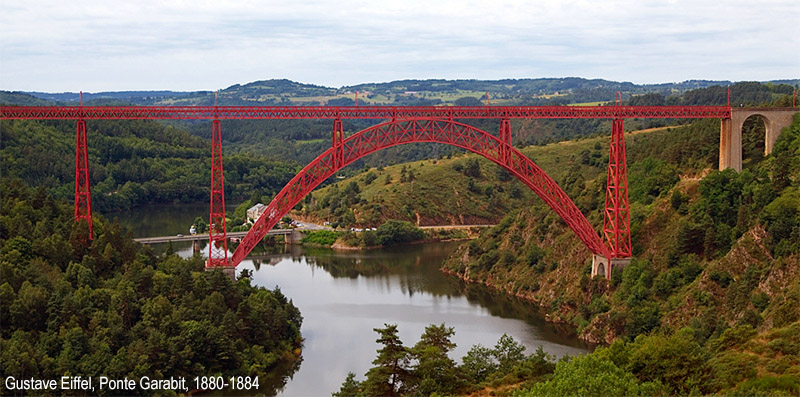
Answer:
[
  {"left": 74, "top": 120, "right": 94, "bottom": 238},
  {"left": 603, "top": 119, "right": 632, "bottom": 258},
  {"left": 229, "top": 118, "right": 611, "bottom": 267},
  {"left": 207, "top": 120, "right": 229, "bottom": 268},
  {"left": 0, "top": 105, "right": 731, "bottom": 120}
]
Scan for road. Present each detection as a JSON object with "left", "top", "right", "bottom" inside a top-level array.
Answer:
[
  {"left": 418, "top": 224, "right": 495, "bottom": 230},
  {"left": 134, "top": 230, "right": 289, "bottom": 244}
]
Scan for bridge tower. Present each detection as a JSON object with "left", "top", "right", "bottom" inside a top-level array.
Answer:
[
  {"left": 207, "top": 110, "right": 231, "bottom": 274},
  {"left": 499, "top": 118, "right": 511, "bottom": 164},
  {"left": 593, "top": 117, "right": 632, "bottom": 279},
  {"left": 74, "top": 118, "right": 94, "bottom": 239},
  {"left": 332, "top": 117, "right": 344, "bottom": 168}
]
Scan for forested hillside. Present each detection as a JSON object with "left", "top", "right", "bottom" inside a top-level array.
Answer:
[
  {"left": 0, "top": 180, "right": 303, "bottom": 394},
  {"left": 0, "top": 119, "right": 298, "bottom": 212},
  {"left": 442, "top": 113, "right": 799, "bottom": 333}
]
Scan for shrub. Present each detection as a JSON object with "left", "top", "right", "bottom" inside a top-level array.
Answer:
[
  {"left": 732, "top": 375, "right": 800, "bottom": 396},
  {"left": 300, "top": 230, "right": 339, "bottom": 246},
  {"left": 375, "top": 220, "right": 425, "bottom": 246},
  {"left": 709, "top": 270, "right": 733, "bottom": 288},
  {"left": 517, "top": 354, "right": 663, "bottom": 396},
  {"left": 707, "top": 351, "right": 758, "bottom": 391},
  {"left": 360, "top": 230, "right": 378, "bottom": 247}
]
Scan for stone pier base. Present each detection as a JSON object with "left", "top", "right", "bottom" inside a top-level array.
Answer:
[
  {"left": 285, "top": 229, "right": 305, "bottom": 244},
  {"left": 205, "top": 264, "right": 236, "bottom": 281},
  {"left": 591, "top": 255, "right": 631, "bottom": 279}
]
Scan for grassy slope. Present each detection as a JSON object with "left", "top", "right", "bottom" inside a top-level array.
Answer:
[{"left": 300, "top": 156, "right": 531, "bottom": 227}]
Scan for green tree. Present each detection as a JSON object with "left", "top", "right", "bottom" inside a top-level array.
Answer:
[
  {"left": 232, "top": 199, "right": 253, "bottom": 225},
  {"left": 362, "top": 324, "right": 412, "bottom": 396},
  {"left": 493, "top": 333, "right": 526, "bottom": 372},
  {"left": 364, "top": 172, "right": 378, "bottom": 185},
  {"left": 375, "top": 220, "right": 424, "bottom": 246},
  {"left": 625, "top": 330, "right": 709, "bottom": 394},
  {"left": 410, "top": 324, "right": 459, "bottom": 395},
  {"left": 517, "top": 354, "right": 663, "bottom": 397},
  {"left": 361, "top": 230, "right": 379, "bottom": 247},
  {"left": 628, "top": 157, "right": 678, "bottom": 204},
  {"left": 460, "top": 344, "right": 497, "bottom": 383},
  {"left": 761, "top": 188, "right": 800, "bottom": 256},
  {"left": 333, "top": 372, "right": 363, "bottom": 397},
  {"left": 464, "top": 158, "right": 482, "bottom": 178},
  {"left": 454, "top": 96, "right": 483, "bottom": 106},
  {"left": 193, "top": 217, "right": 208, "bottom": 234}
]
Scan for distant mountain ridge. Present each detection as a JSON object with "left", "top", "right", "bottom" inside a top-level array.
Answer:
[
  {"left": 26, "top": 90, "right": 199, "bottom": 103},
  {"left": 5, "top": 77, "right": 798, "bottom": 107}
]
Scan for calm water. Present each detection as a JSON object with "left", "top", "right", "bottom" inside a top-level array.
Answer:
[
  {"left": 107, "top": 205, "right": 592, "bottom": 396},
  {"left": 109, "top": 203, "right": 226, "bottom": 237}
]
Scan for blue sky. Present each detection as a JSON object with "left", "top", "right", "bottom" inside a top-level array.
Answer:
[{"left": 0, "top": 0, "right": 798, "bottom": 92}]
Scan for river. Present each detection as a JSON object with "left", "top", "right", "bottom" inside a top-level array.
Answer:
[{"left": 109, "top": 204, "right": 592, "bottom": 396}]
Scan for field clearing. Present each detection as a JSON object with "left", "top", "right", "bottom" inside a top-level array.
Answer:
[
  {"left": 569, "top": 101, "right": 608, "bottom": 106},
  {"left": 277, "top": 89, "right": 498, "bottom": 105},
  {"left": 295, "top": 138, "right": 325, "bottom": 145}
]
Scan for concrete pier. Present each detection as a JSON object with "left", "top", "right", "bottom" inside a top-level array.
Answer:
[{"left": 591, "top": 254, "right": 631, "bottom": 279}]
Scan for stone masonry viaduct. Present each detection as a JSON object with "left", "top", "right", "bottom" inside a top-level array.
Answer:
[{"left": 720, "top": 108, "right": 798, "bottom": 171}]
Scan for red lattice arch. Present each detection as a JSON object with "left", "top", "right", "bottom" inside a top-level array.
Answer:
[{"left": 229, "top": 118, "right": 610, "bottom": 266}]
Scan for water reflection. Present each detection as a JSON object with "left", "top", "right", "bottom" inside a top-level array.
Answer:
[
  {"left": 112, "top": 202, "right": 592, "bottom": 396},
  {"left": 239, "top": 242, "right": 592, "bottom": 396}
]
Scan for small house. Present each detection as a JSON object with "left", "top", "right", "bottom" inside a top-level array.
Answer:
[{"left": 247, "top": 203, "right": 266, "bottom": 224}]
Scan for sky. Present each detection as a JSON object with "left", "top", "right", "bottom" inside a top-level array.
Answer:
[{"left": 0, "top": 0, "right": 798, "bottom": 93}]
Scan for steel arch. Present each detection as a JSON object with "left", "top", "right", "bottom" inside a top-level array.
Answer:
[{"left": 229, "top": 118, "right": 611, "bottom": 266}]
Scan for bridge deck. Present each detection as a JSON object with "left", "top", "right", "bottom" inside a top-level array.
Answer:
[{"left": 0, "top": 105, "right": 732, "bottom": 120}]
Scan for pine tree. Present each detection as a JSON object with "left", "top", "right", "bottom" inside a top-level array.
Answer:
[
  {"left": 361, "top": 324, "right": 412, "bottom": 396},
  {"left": 410, "top": 324, "right": 459, "bottom": 395},
  {"left": 333, "top": 372, "right": 362, "bottom": 397}
]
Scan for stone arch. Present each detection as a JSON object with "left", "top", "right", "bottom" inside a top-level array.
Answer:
[
  {"left": 720, "top": 108, "right": 798, "bottom": 171},
  {"left": 740, "top": 113, "right": 768, "bottom": 165}
]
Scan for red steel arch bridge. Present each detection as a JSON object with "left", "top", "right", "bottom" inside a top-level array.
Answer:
[{"left": 1, "top": 103, "right": 732, "bottom": 277}]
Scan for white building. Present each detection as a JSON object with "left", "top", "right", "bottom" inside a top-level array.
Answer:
[{"left": 246, "top": 203, "right": 266, "bottom": 224}]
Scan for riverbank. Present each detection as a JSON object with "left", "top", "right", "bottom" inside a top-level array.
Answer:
[
  {"left": 331, "top": 236, "right": 474, "bottom": 251},
  {"left": 303, "top": 220, "right": 479, "bottom": 251},
  {"left": 439, "top": 264, "right": 608, "bottom": 343},
  {"left": 240, "top": 241, "right": 591, "bottom": 395}
]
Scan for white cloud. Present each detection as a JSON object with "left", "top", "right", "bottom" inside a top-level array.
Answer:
[{"left": 0, "top": 0, "right": 797, "bottom": 91}]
